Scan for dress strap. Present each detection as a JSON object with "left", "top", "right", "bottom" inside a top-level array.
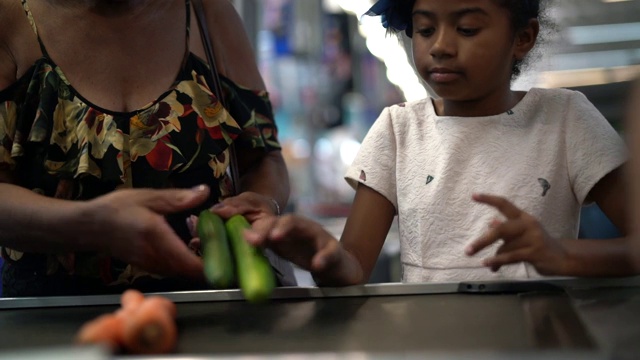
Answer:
[
  {"left": 182, "top": 0, "right": 192, "bottom": 69},
  {"left": 20, "top": 0, "right": 50, "bottom": 58}
]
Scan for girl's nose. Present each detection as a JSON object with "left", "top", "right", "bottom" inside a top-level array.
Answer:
[{"left": 430, "top": 30, "right": 456, "bottom": 59}]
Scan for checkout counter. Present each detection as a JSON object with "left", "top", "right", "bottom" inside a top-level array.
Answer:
[{"left": 0, "top": 277, "right": 639, "bottom": 359}]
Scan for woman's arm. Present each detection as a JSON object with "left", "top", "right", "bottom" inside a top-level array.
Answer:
[
  {"left": 0, "top": 180, "right": 88, "bottom": 252},
  {"left": 237, "top": 151, "right": 290, "bottom": 216},
  {"left": 0, "top": 177, "right": 209, "bottom": 278},
  {"left": 194, "top": 0, "right": 289, "bottom": 209}
]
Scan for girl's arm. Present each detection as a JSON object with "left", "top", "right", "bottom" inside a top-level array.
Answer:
[
  {"left": 628, "top": 79, "right": 640, "bottom": 269},
  {"left": 466, "top": 168, "right": 637, "bottom": 277},
  {"left": 337, "top": 184, "right": 396, "bottom": 284},
  {"left": 557, "top": 167, "right": 638, "bottom": 276},
  {"left": 244, "top": 184, "right": 396, "bottom": 286},
  {"left": 311, "top": 183, "right": 396, "bottom": 285}
]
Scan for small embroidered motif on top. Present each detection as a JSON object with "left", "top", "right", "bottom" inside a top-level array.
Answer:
[
  {"left": 426, "top": 175, "right": 434, "bottom": 185},
  {"left": 538, "top": 178, "right": 551, "bottom": 196},
  {"left": 507, "top": 110, "right": 514, "bottom": 115},
  {"left": 359, "top": 170, "right": 367, "bottom": 182}
]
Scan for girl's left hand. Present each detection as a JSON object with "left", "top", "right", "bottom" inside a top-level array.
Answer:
[{"left": 465, "top": 194, "right": 567, "bottom": 275}]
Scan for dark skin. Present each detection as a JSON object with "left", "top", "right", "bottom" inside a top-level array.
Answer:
[
  {"left": 245, "top": 0, "right": 635, "bottom": 285},
  {"left": 624, "top": 80, "right": 640, "bottom": 270},
  {"left": 0, "top": 0, "right": 289, "bottom": 279}
]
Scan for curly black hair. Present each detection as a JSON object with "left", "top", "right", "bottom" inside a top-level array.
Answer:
[{"left": 374, "top": 0, "right": 550, "bottom": 78}]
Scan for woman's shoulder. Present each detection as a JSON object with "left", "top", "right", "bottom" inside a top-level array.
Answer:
[
  {"left": 199, "top": 0, "right": 266, "bottom": 91},
  {"left": 0, "top": 0, "right": 38, "bottom": 92},
  {"left": 0, "top": 1, "right": 21, "bottom": 39},
  {"left": 0, "top": 1, "right": 19, "bottom": 90}
]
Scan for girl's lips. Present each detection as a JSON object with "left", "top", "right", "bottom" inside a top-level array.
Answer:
[{"left": 429, "top": 72, "right": 462, "bottom": 83}]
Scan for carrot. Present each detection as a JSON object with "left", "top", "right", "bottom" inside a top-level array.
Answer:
[
  {"left": 76, "top": 291, "right": 178, "bottom": 355},
  {"left": 120, "top": 289, "right": 145, "bottom": 310},
  {"left": 145, "top": 295, "right": 177, "bottom": 319},
  {"left": 76, "top": 313, "right": 125, "bottom": 351},
  {"left": 122, "top": 297, "right": 178, "bottom": 354}
]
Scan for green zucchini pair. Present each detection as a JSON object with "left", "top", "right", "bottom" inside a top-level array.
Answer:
[{"left": 197, "top": 211, "right": 276, "bottom": 303}]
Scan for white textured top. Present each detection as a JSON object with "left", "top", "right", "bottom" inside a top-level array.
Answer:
[{"left": 345, "top": 88, "right": 627, "bottom": 282}]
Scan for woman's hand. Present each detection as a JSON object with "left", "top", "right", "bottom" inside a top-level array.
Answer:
[
  {"left": 81, "top": 185, "right": 210, "bottom": 280},
  {"left": 185, "top": 191, "right": 281, "bottom": 253},
  {"left": 211, "top": 191, "right": 280, "bottom": 221},
  {"left": 465, "top": 194, "right": 567, "bottom": 275}
]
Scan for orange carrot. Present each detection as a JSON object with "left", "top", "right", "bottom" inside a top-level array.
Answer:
[
  {"left": 76, "top": 291, "right": 178, "bottom": 355},
  {"left": 146, "top": 295, "right": 177, "bottom": 319},
  {"left": 122, "top": 297, "right": 177, "bottom": 354},
  {"left": 120, "top": 289, "right": 145, "bottom": 310},
  {"left": 75, "top": 313, "right": 125, "bottom": 351}
]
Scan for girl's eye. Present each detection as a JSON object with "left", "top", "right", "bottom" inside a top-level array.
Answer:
[
  {"left": 458, "top": 28, "right": 480, "bottom": 36},
  {"left": 416, "top": 28, "right": 435, "bottom": 37}
]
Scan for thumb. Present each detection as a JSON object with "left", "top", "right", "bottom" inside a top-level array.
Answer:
[{"left": 138, "top": 185, "right": 210, "bottom": 214}]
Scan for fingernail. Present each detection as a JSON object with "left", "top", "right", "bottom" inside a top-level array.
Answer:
[
  {"left": 191, "top": 184, "right": 208, "bottom": 193},
  {"left": 465, "top": 246, "right": 474, "bottom": 255},
  {"left": 186, "top": 215, "right": 197, "bottom": 228},
  {"left": 315, "top": 257, "right": 326, "bottom": 269},
  {"left": 211, "top": 203, "right": 225, "bottom": 209}
]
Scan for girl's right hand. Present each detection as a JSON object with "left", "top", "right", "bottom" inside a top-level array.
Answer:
[
  {"left": 79, "top": 185, "right": 210, "bottom": 280},
  {"left": 243, "top": 214, "right": 342, "bottom": 275}
]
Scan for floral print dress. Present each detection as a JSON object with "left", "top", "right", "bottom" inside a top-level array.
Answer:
[{"left": 0, "top": 0, "right": 281, "bottom": 296}]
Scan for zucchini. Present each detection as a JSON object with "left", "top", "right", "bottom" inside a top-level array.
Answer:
[
  {"left": 197, "top": 210, "right": 235, "bottom": 288},
  {"left": 225, "top": 214, "right": 276, "bottom": 303}
]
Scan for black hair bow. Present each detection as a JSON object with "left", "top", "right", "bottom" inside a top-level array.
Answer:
[{"left": 364, "top": 0, "right": 412, "bottom": 37}]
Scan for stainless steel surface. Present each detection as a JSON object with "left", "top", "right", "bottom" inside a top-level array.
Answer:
[
  {"left": 113, "top": 351, "right": 606, "bottom": 360},
  {"left": 568, "top": 287, "right": 640, "bottom": 360},
  {"left": 0, "top": 293, "right": 569, "bottom": 354},
  {"left": 1, "top": 277, "right": 639, "bottom": 310},
  {"left": 0, "top": 282, "right": 457, "bottom": 309},
  {"left": 0, "top": 346, "right": 109, "bottom": 360},
  {"left": 1, "top": 279, "right": 639, "bottom": 359}
]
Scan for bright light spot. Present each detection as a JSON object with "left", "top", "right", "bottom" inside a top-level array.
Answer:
[
  {"left": 340, "top": 139, "right": 361, "bottom": 165},
  {"left": 314, "top": 138, "right": 334, "bottom": 161},
  {"left": 336, "top": 0, "right": 428, "bottom": 102},
  {"left": 291, "top": 139, "right": 311, "bottom": 159}
]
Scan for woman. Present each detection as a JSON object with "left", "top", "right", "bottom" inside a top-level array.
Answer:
[{"left": 0, "top": 0, "right": 293, "bottom": 296}]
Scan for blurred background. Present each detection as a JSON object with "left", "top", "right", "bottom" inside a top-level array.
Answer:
[{"left": 231, "top": 0, "right": 640, "bottom": 284}]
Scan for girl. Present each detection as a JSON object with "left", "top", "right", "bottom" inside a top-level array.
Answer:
[{"left": 238, "top": 0, "right": 636, "bottom": 285}]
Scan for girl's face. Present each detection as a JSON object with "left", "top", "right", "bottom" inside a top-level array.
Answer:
[{"left": 411, "top": 0, "right": 533, "bottom": 107}]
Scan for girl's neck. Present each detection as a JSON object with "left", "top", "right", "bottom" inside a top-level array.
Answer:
[{"left": 434, "top": 90, "right": 526, "bottom": 117}]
